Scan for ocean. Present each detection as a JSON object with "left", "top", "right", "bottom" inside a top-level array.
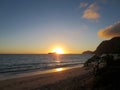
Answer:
[{"left": 0, "top": 54, "right": 93, "bottom": 80}]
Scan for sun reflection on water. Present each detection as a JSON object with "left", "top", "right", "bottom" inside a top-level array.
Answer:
[
  {"left": 55, "top": 60, "right": 60, "bottom": 63},
  {"left": 55, "top": 68, "right": 63, "bottom": 72}
]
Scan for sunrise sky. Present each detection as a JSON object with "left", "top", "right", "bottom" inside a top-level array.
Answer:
[{"left": 0, "top": 0, "right": 120, "bottom": 54}]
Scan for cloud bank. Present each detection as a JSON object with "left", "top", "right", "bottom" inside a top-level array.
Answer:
[
  {"left": 82, "top": 3, "right": 100, "bottom": 20},
  {"left": 98, "top": 21, "right": 120, "bottom": 39}
]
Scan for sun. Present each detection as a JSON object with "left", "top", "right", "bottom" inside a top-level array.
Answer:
[{"left": 52, "top": 47, "right": 64, "bottom": 54}]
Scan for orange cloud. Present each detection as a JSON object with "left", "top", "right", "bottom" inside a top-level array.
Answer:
[
  {"left": 98, "top": 21, "right": 120, "bottom": 39},
  {"left": 82, "top": 3, "right": 100, "bottom": 20}
]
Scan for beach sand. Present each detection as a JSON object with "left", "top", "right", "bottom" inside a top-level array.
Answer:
[{"left": 0, "top": 66, "right": 94, "bottom": 90}]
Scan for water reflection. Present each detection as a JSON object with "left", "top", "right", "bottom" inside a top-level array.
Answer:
[
  {"left": 55, "top": 68, "right": 63, "bottom": 72},
  {"left": 55, "top": 60, "right": 61, "bottom": 63}
]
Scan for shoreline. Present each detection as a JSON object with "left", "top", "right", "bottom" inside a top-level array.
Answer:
[
  {"left": 0, "top": 64, "right": 84, "bottom": 81},
  {"left": 0, "top": 65, "right": 93, "bottom": 90}
]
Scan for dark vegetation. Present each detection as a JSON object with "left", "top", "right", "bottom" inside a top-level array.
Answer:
[
  {"left": 84, "top": 55, "right": 100, "bottom": 66},
  {"left": 84, "top": 54, "right": 120, "bottom": 90},
  {"left": 93, "top": 58, "right": 120, "bottom": 90}
]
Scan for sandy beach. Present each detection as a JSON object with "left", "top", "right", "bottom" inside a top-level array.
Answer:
[{"left": 0, "top": 66, "right": 94, "bottom": 90}]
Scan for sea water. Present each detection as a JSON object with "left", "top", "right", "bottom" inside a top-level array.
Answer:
[{"left": 0, "top": 54, "right": 93, "bottom": 80}]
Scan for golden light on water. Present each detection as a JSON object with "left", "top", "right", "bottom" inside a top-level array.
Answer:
[{"left": 55, "top": 68, "right": 63, "bottom": 72}]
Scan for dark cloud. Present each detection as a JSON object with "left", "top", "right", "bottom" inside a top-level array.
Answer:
[{"left": 98, "top": 21, "right": 120, "bottom": 39}]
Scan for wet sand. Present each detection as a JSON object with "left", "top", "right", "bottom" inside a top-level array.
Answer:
[{"left": 0, "top": 66, "right": 94, "bottom": 90}]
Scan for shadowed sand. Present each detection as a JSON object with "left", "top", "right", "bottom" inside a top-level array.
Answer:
[{"left": 0, "top": 66, "right": 94, "bottom": 90}]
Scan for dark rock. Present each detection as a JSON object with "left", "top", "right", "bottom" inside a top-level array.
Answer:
[
  {"left": 82, "top": 50, "right": 93, "bottom": 54},
  {"left": 94, "top": 37, "right": 120, "bottom": 54}
]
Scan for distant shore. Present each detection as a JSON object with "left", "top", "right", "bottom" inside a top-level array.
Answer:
[{"left": 0, "top": 65, "right": 94, "bottom": 90}]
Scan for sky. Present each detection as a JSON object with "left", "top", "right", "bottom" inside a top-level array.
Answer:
[{"left": 0, "top": 0, "right": 120, "bottom": 54}]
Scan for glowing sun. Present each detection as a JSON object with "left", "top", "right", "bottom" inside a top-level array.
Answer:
[{"left": 52, "top": 47, "right": 64, "bottom": 54}]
